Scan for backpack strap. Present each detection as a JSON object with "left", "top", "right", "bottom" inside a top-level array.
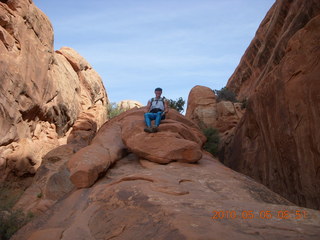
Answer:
[
  {"left": 151, "top": 97, "right": 165, "bottom": 104},
  {"left": 150, "top": 97, "right": 166, "bottom": 110}
]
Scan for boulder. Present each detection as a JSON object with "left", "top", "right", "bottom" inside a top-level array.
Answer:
[
  {"left": 224, "top": 0, "right": 320, "bottom": 209},
  {"left": 67, "top": 122, "right": 127, "bottom": 188},
  {"left": 56, "top": 47, "right": 108, "bottom": 121},
  {"left": 121, "top": 109, "right": 205, "bottom": 164},
  {"left": 185, "top": 85, "right": 244, "bottom": 143},
  {"left": 185, "top": 85, "right": 217, "bottom": 128},
  {"left": 67, "top": 108, "right": 206, "bottom": 188},
  {"left": 117, "top": 100, "right": 143, "bottom": 110}
]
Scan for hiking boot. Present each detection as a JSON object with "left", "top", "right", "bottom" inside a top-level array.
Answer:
[
  {"left": 151, "top": 126, "right": 158, "bottom": 133},
  {"left": 144, "top": 127, "right": 153, "bottom": 133}
]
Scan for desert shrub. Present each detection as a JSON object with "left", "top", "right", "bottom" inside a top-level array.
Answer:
[
  {"left": 202, "top": 127, "right": 220, "bottom": 156},
  {"left": 0, "top": 209, "right": 33, "bottom": 240},
  {"left": 214, "top": 87, "right": 237, "bottom": 102},
  {"left": 107, "top": 102, "right": 125, "bottom": 119},
  {"left": 0, "top": 185, "right": 33, "bottom": 240},
  {"left": 241, "top": 98, "right": 248, "bottom": 109},
  {"left": 167, "top": 97, "right": 185, "bottom": 113}
]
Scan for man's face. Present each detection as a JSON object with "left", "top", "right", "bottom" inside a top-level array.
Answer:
[{"left": 155, "top": 90, "right": 162, "bottom": 98}]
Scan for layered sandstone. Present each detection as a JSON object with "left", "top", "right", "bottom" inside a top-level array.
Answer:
[
  {"left": 224, "top": 0, "right": 320, "bottom": 209},
  {"left": 68, "top": 108, "right": 206, "bottom": 188},
  {"left": 227, "top": 0, "right": 320, "bottom": 99},
  {"left": 185, "top": 85, "right": 244, "bottom": 142},
  {"left": 0, "top": 0, "right": 108, "bottom": 180},
  {"left": 10, "top": 85, "right": 320, "bottom": 240},
  {"left": 11, "top": 103, "right": 320, "bottom": 239},
  {"left": 186, "top": 86, "right": 217, "bottom": 128}
]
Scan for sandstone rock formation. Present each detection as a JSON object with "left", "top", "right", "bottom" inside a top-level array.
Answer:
[
  {"left": 12, "top": 153, "right": 320, "bottom": 240},
  {"left": 10, "top": 101, "right": 320, "bottom": 239},
  {"left": 0, "top": 1, "right": 108, "bottom": 180},
  {"left": 68, "top": 108, "right": 206, "bottom": 188},
  {"left": 117, "top": 100, "right": 143, "bottom": 110},
  {"left": 3, "top": 0, "right": 320, "bottom": 239},
  {"left": 186, "top": 86, "right": 217, "bottom": 128},
  {"left": 185, "top": 85, "right": 244, "bottom": 142},
  {"left": 223, "top": 0, "right": 320, "bottom": 209},
  {"left": 14, "top": 144, "right": 76, "bottom": 214}
]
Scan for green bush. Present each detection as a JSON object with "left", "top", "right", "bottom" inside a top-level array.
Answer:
[
  {"left": 241, "top": 98, "right": 248, "bottom": 109},
  {"left": 168, "top": 97, "right": 185, "bottom": 113},
  {"left": 202, "top": 127, "right": 220, "bottom": 156},
  {"left": 107, "top": 102, "right": 125, "bottom": 119},
  {"left": 0, "top": 185, "right": 33, "bottom": 240},
  {"left": 0, "top": 209, "right": 33, "bottom": 240},
  {"left": 214, "top": 87, "right": 237, "bottom": 102}
]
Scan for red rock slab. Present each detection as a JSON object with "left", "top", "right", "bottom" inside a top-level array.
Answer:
[
  {"left": 121, "top": 108, "right": 205, "bottom": 164},
  {"left": 68, "top": 123, "right": 127, "bottom": 188},
  {"left": 12, "top": 154, "right": 320, "bottom": 240}
]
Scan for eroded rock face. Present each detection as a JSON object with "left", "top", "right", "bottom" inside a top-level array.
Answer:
[
  {"left": 0, "top": 0, "right": 54, "bottom": 146},
  {"left": 186, "top": 85, "right": 217, "bottom": 128},
  {"left": 68, "top": 108, "right": 206, "bottom": 188},
  {"left": 12, "top": 153, "right": 320, "bottom": 240},
  {"left": 11, "top": 96, "right": 320, "bottom": 239},
  {"left": 0, "top": 1, "right": 108, "bottom": 180},
  {"left": 227, "top": 0, "right": 320, "bottom": 99},
  {"left": 14, "top": 144, "right": 76, "bottom": 214},
  {"left": 224, "top": 0, "right": 320, "bottom": 209},
  {"left": 185, "top": 85, "right": 244, "bottom": 143}
]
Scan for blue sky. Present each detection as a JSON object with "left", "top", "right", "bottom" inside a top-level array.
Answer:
[{"left": 33, "top": 0, "right": 275, "bottom": 108}]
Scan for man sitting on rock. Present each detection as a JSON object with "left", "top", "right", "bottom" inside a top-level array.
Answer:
[{"left": 144, "top": 87, "right": 168, "bottom": 133}]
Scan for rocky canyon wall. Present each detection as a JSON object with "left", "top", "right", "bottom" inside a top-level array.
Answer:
[
  {"left": 0, "top": 0, "right": 108, "bottom": 180},
  {"left": 224, "top": 0, "right": 320, "bottom": 209}
]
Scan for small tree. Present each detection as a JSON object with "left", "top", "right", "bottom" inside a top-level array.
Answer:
[
  {"left": 107, "top": 102, "right": 125, "bottom": 119},
  {"left": 168, "top": 97, "right": 185, "bottom": 113},
  {"left": 241, "top": 98, "right": 248, "bottom": 109},
  {"left": 0, "top": 209, "right": 33, "bottom": 240},
  {"left": 202, "top": 127, "right": 220, "bottom": 156},
  {"left": 214, "top": 87, "right": 237, "bottom": 102},
  {"left": 0, "top": 185, "right": 34, "bottom": 240}
]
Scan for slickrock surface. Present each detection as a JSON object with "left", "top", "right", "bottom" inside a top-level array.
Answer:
[
  {"left": 223, "top": 0, "right": 320, "bottom": 209},
  {"left": 14, "top": 144, "right": 76, "bottom": 214},
  {"left": 12, "top": 153, "right": 320, "bottom": 240},
  {"left": 68, "top": 108, "right": 206, "bottom": 188},
  {"left": 0, "top": 0, "right": 108, "bottom": 180},
  {"left": 11, "top": 100, "right": 320, "bottom": 240},
  {"left": 3, "top": 0, "right": 320, "bottom": 239}
]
